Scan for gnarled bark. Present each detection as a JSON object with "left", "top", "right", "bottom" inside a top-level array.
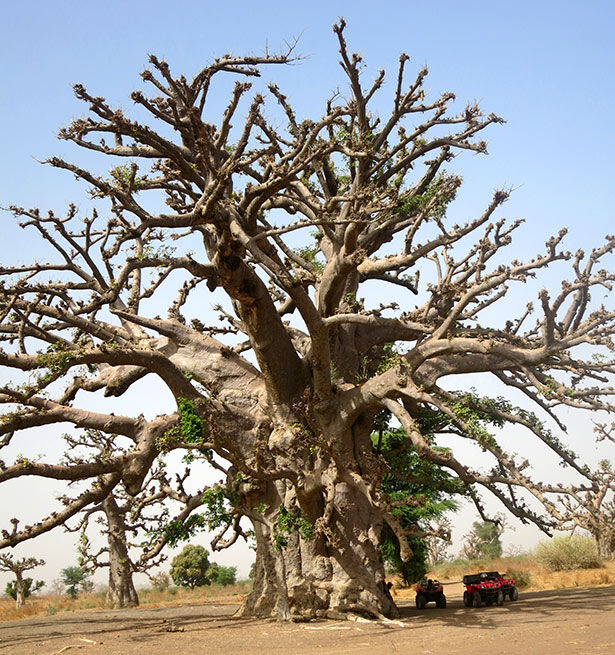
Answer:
[{"left": 242, "top": 485, "right": 395, "bottom": 620}]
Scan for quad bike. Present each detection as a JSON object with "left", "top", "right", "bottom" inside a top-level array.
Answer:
[
  {"left": 415, "top": 578, "right": 447, "bottom": 609},
  {"left": 462, "top": 571, "right": 519, "bottom": 608}
]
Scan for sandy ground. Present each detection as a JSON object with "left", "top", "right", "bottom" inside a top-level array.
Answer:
[{"left": 1, "top": 584, "right": 614, "bottom": 655}]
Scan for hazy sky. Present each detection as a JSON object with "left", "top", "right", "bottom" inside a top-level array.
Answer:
[{"left": 1, "top": 1, "right": 614, "bottom": 589}]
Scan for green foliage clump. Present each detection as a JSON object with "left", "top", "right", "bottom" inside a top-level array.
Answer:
[
  {"left": 108, "top": 163, "right": 145, "bottom": 191},
  {"left": 377, "top": 343, "right": 401, "bottom": 374},
  {"left": 381, "top": 535, "right": 429, "bottom": 585},
  {"left": 396, "top": 174, "right": 458, "bottom": 221},
  {"left": 160, "top": 514, "right": 208, "bottom": 546},
  {"left": 374, "top": 425, "right": 461, "bottom": 585},
  {"left": 35, "top": 341, "right": 78, "bottom": 383},
  {"left": 5, "top": 577, "right": 44, "bottom": 600},
  {"left": 274, "top": 505, "right": 314, "bottom": 549},
  {"left": 156, "top": 397, "right": 205, "bottom": 452},
  {"left": 201, "top": 486, "right": 236, "bottom": 529},
  {"left": 293, "top": 245, "right": 324, "bottom": 273},
  {"left": 534, "top": 536, "right": 603, "bottom": 571},
  {"left": 206, "top": 563, "right": 237, "bottom": 586},
  {"left": 176, "top": 397, "right": 204, "bottom": 442},
  {"left": 170, "top": 545, "right": 211, "bottom": 589},
  {"left": 151, "top": 483, "right": 237, "bottom": 546},
  {"left": 61, "top": 565, "right": 90, "bottom": 599}
]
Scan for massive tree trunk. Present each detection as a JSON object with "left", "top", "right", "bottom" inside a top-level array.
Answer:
[
  {"left": 236, "top": 431, "right": 397, "bottom": 620},
  {"left": 241, "top": 505, "right": 395, "bottom": 619},
  {"left": 103, "top": 496, "right": 139, "bottom": 609}
]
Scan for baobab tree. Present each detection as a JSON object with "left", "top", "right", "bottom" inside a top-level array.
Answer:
[
  {"left": 66, "top": 430, "right": 231, "bottom": 607},
  {"left": 528, "top": 423, "right": 615, "bottom": 559},
  {"left": 0, "top": 553, "right": 45, "bottom": 608},
  {"left": 556, "top": 460, "right": 615, "bottom": 558},
  {"left": 2, "top": 21, "right": 615, "bottom": 620}
]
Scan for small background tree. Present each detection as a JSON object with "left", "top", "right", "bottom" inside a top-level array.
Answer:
[
  {"left": 462, "top": 520, "right": 505, "bottom": 560},
  {"left": 169, "top": 545, "right": 210, "bottom": 589},
  {"left": 5, "top": 577, "right": 45, "bottom": 603},
  {"left": 61, "top": 565, "right": 90, "bottom": 599},
  {"left": 0, "top": 554, "right": 45, "bottom": 608},
  {"left": 150, "top": 571, "right": 171, "bottom": 591},
  {"left": 206, "top": 563, "right": 237, "bottom": 586}
]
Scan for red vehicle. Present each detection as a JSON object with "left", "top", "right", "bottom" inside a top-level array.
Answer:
[
  {"left": 463, "top": 571, "right": 519, "bottom": 607},
  {"left": 415, "top": 578, "right": 447, "bottom": 609}
]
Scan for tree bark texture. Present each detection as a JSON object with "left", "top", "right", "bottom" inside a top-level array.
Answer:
[
  {"left": 14, "top": 573, "right": 25, "bottom": 609},
  {"left": 239, "top": 479, "right": 396, "bottom": 620},
  {"left": 103, "top": 496, "right": 139, "bottom": 609}
]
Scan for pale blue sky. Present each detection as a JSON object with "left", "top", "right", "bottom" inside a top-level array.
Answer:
[
  {"left": 2, "top": 1, "right": 614, "bottom": 248},
  {"left": 1, "top": 1, "right": 614, "bottom": 585}
]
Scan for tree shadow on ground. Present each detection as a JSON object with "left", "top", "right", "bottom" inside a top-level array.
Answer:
[
  {"left": 396, "top": 584, "right": 615, "bottom": 630},
  {"left": 0, "top": 603, "right": 246, "bottom": 650},
  {"left": 2, "top": 586, "right": 615, "bottom": 651}
]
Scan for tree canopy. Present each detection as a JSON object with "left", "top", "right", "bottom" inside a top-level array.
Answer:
[
  {"left": 1, "top": 20, "right": 615, "bottom": 619},
  {"left": 60, "top": 565, "right": 90, "bottom": 599},
  {"left": 170, "top": 544, "right": 211, "bottom": 589}
]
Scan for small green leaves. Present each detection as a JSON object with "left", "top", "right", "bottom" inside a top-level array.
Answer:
[
  {"left": 156, "top": 397, "right": 205, "bottom": 453},
  {"left": 273, "top": 505, "right": 314, "bottom": 549}
]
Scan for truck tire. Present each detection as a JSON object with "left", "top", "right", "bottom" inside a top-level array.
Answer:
[
  {"left": 472, "top": 592, "right": 482, "bottom": 608},
  {"left": 496, "top": 589, "right": 504, "bottom": 606}
]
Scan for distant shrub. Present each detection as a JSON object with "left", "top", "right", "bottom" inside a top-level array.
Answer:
[
  {"left": 167, "top": 586, "right": 178, "bottom": 596},
  {"left": 505, "top": 568, "right": 532, "bottom": 589},
  {"left": 151, "top": 572, "right": 171, "bottom": 591},
  {"left": 206, "top": 563, "right": 237, "bottom": 586},
  {"left": 214, "top": 565, "right": 237, "bottom": 586},
  {"left": 535, "top": 536, "right": 603, "bottom": 571}
]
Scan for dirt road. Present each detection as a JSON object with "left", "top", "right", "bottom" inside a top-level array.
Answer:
[{"left": 2, "top": 585, "right": 614, "bottom": 655}]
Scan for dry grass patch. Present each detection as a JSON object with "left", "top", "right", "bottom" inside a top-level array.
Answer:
[
  {"left": 528, "top": 560, "right": 615, "bottom": 590},
  {"left": 423, "top": 555, "right": 615, "bottom": 593},
  {"left": 0, "top": 582, "right": 252, "bottom": 623}
]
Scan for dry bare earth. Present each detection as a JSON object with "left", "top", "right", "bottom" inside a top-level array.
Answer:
[{"left": 2, "top": 585, "right": 614, "bottom": 655}]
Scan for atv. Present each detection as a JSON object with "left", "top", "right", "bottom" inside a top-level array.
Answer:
[
  {"left": 415, "top": 578, "right": 447, "bottom": 609},
  {"left": 462, "top": 571, "right": 519, "bottom": 608}
]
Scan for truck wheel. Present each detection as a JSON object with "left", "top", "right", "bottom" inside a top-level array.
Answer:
[
  {"left": 463, "top": 591, "right": 471, "bottom": 607},
  {"left": 472, "top": 592, "right": 482, "bottom": 608},
  {"left": 496, "top": 590, "right": 504, "bottom": 606},
  {"left": 416, "top": 594, "right": 427, "bottom": 609},
  {"left": 510, "top": 587, "right": 519, "bottom": 601},
  {"left": 436, "top": 594, "right": 447, "bottom": 608}
]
